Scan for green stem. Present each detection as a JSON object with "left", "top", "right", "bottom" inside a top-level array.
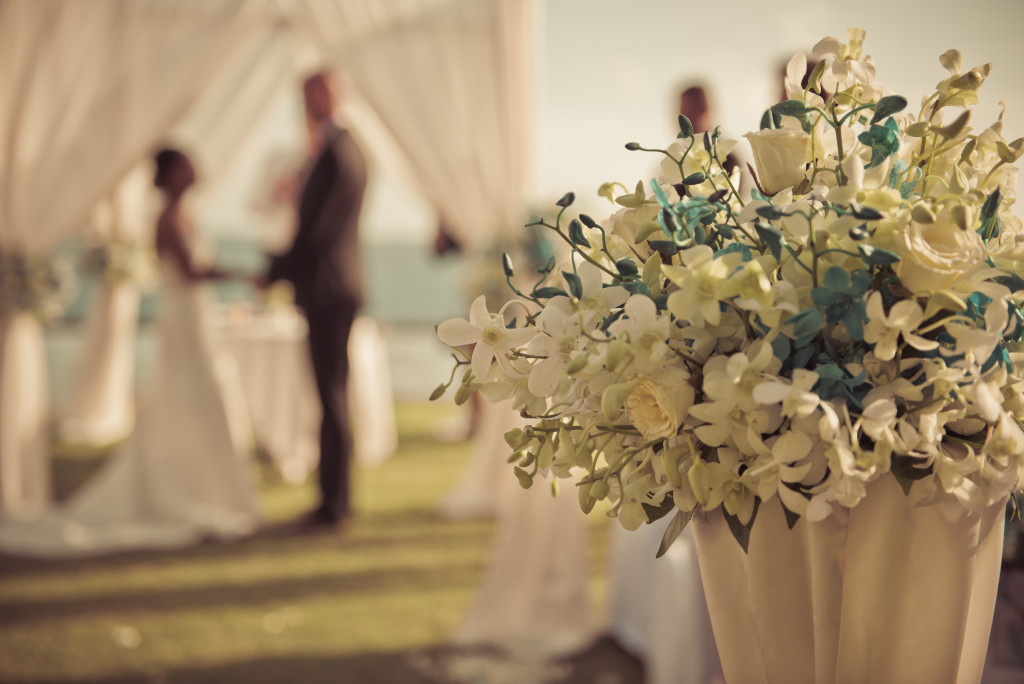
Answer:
[
  {"left": 534, "top": 219, "right": 618, "bottom": 277},
  {"left": 831, "top": 102, "right": 847, "bottom": 185}
]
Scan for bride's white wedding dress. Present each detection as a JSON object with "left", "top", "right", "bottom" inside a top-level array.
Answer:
[{"left": 0, "top": 261, "right": 261, "bottom": 558}]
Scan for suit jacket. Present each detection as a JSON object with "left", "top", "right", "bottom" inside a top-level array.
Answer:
[{"left": 269, "top": 124, "right": 367, "bottom": 314}]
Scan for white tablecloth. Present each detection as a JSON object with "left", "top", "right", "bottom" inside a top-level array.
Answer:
[
  {"left": 608, "top": 519, "right": 722, "bottom": 684},
  {"left": 216, "top": 307, "right": 396, "bottom": 482}
]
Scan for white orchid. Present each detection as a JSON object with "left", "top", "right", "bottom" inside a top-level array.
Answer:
[
  {"left": 862, "top": 292, "right": 938, "bottom": 361},
  {"left": 437, "top": 295, "right": 535, "bottom": 379}
]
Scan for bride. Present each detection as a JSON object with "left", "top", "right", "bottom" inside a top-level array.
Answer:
[{"left": 0, "top": 149, "right": 261, "bottom": 558}]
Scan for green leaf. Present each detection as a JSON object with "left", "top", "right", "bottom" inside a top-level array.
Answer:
[
  {"left": 772, "top": 99, "right": 808, "bottom": 117},
  {"left": 568, "top": 218, "right": 591, "bottom": 247},
  {"left": 716, "top": 242, "right": 753, "bottom": 262},
  {"left": 651, "top": 178, "right": 672, "bottom": 210},
  {"left": 784, "top": 308, "right": 825, "bottom": 339},
  {"left": 656, "top": 510, "right": 692, "bottom": 558},
  {"left": 677, "top": 114, "right": 694, "bottom": 139},
  {"left": 781, "top": 503, "right": 801, "bottom": 530},
  {"left": 683, "top": 171, "right": 707, "bottom": 185},
  {"left": 562, "top": 271, "right": 583, "bottom": 298},
  {"left": 755, "top": 204, "right": 785, "bottom": 220},
  {"left": 754, "top": 222, "right": 784, "bottom": 261},
  {"left": 657, "top": 208, "right": 678, "bottom": 238},
  {"left": 981, "top": 188, "right": 1002, "bottom": 221},
  {"left": 615, "top": 258, "right": 639, "bottom": 276},
  {"left": 823, "top": 265, "right": 850, "bottom": 291},
  {"left": 932, "top": 109, "right": 971, "bottom": 139},
  {"left": 723, "top": 498, "right": 760, "bottom": 553},
  {"left": 993, "top": 272, "right": 1024, "bottom": 293},
  {"left": 533, "top": 286, "right": 567, "bottom": 299},
  {"left": 623, "top": 280, "right": 650, "bottom": 296},
  {"left": 870, "top": 95, "right": 908, "bottom": 124},
  {"left": 648, "top": 240, "right": 679, "bottom": 256},
  {"left": 851, "top": 204, "right": 884, "bottom": 221},
  {"left": 890, "top": 455, "right": 932, "bottom": 495},
  {"left": 858, "top": 244, "right": 901, "bottom": 265},
  {"left": 642, "top": 496, "right": 675, "bottom": 524},
  {"left": 501, "top": 252, "right": 514, "bottom": 278}
]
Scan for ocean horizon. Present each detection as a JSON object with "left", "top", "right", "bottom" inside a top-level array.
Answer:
[{"left": 45, "top": 237, "right": 473, "bottom": 405}]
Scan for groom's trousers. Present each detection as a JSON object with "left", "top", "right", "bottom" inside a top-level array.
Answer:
[{"left": 306, "top": 300, "right": 358, "bottom": 522}]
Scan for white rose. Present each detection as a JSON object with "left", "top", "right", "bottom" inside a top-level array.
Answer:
[
  {"left": 895, "top": 214, "right": 986, "bottom": 293},
  {"left": 744, "top": 128, "right": 810, "bottom": 195},
  {"left": 626, "top": 375, "right": 695, "bottom": 441}
]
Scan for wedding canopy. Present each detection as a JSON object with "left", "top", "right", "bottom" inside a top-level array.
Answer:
[{"left": 0, "top": 0, "right": 538, "bottom": 513}]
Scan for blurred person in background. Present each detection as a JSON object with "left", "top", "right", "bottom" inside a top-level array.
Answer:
[{"left": 266, "top": 71, "right": 368, "bottom": 531}]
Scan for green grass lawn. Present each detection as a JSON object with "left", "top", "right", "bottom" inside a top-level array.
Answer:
[{"left": 0, "top": 403, "right": 641, "bottom": 684}]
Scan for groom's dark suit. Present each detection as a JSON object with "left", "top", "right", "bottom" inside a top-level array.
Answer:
[{"left": 269, "top": 123, "right": 367, "bottom": 522}]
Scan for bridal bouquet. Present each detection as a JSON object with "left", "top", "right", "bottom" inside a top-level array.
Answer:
[{"left": 435, "top": 28, "right": 1024, "bottom": 552}]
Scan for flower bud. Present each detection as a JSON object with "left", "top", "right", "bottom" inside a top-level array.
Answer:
[
  {"left": 604, "top": 339, "right": 631, "bottom": 372},
  {"left": 566, "top": 352, "right": 589, "bottom": 376},
  {"left": 911, "top": 203, "right": 936, "bottom": 224},
  {"left": 504, "top": 428, "right": 526, "bottom": 449}
]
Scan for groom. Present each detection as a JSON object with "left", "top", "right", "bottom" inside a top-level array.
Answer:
[{"left": 268, "top": 71, "right": 367, "bottom": 529}]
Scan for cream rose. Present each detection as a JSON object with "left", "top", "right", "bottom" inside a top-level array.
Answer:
[
  {"left": 626, "top": 376, "right": 695, "bottom": 441},
  {"left": 744, "top": 128, "right": 810, "bottom": 195},
  {"left": 895, "top": 214, "right": 986, "bottom": 293}
]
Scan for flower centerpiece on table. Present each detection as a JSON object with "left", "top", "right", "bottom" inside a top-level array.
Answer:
[{"left": 435, "top": 28, "right": 1024, "bottom": 553}]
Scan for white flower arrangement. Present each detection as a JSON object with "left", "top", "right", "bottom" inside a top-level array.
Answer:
[
  {"left": 0, "top": 251, "right": 76, "bottom": 323},
  {"left": 82, "top": 238, "right": 156, "bottom": 286},
  {"left": 435, "top": 28, "right": 1024, "bottom": 552}
]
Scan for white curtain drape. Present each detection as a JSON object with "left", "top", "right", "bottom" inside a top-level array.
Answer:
[
  {"left": 0, "top": 0, "right": 273, "bottom": 513},
  {"left": 292, "top": 0, "right": 537, "bottom": 253},
  {"left": 58, "top": 167, "right": 150, "bottom": 446}
]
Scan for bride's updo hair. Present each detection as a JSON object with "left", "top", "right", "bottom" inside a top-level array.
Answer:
[{"left": 153, "top": 148, "right": 188, "bottom": 189}]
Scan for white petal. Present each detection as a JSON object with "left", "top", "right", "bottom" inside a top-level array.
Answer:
[
  {"left": 753, "top": 381, "right": 792, "bottom": 405},
  {"left": 812, "top": 37, "right": 841, "bottom": 58},
  {"left": 503, "top": 326, "right": 537, "bottom": 348},
  {"left": 471, "top": 343, "right": 496, "bottom": 380},
  {"left": 625, "top": 294, "right": 657, "bottom": 326},
  {"left": 528, "top": 356, "right": 563, "bottom": 397},
  {"left": 437, "top": 318, "right": 480, "bottom": 347},
  {"left": 468, "top": 295, "right": 491, "bottom": 326}
]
